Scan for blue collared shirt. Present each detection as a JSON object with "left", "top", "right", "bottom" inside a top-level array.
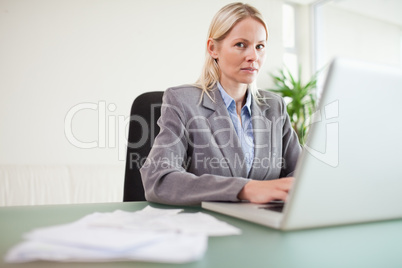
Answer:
[{"left": 217, "top": 82, "right": 254, "bottom": 175}]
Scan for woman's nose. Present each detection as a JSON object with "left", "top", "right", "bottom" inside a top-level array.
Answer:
[{"left": 246, "top": 47, "right": 258, "bottom": 62}]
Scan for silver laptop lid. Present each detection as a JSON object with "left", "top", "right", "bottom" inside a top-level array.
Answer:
[{"left": 282, "top": 58, "right": 402, "bottom": 230}]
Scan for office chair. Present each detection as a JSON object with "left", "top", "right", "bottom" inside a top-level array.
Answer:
[{"left": 123, "top": 91, "right": 164, "bottom": 201}]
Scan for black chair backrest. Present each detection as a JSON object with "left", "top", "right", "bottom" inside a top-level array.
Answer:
[{"left": 123, "top": 91, "right": 164, "bottom": 201}]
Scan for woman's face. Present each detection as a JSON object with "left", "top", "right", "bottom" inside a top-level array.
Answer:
[{"left": 209, "top": 17, "right": 267, "bottom": 90}]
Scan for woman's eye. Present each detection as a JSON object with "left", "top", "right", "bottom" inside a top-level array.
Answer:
[
  {"left": 256, "top": 44, "right": 265, "bottom": 50},
  {"left": 235, "top": 42, "right": 245, "bottom": 48}
]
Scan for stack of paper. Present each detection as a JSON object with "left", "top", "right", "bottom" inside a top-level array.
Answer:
[{"left": 5, "top": 206, "right": 241, "bottom": 263}]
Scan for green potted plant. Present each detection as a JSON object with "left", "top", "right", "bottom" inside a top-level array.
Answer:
[{"left": 267, "top": 66, "right": 319, "bottom": 145}]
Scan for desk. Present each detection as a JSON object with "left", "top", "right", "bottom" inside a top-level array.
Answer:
[{"left": 1, "top": 202, "right": 401, "bottom": 268}]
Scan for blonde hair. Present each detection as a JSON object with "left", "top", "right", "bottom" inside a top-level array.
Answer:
[{"left": 195, "top": 2, "right": 268, "bottom": 101}]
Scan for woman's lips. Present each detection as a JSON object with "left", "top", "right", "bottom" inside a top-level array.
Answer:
[{"left": 241, "top": 67, "right": 258, "bottom": 73}]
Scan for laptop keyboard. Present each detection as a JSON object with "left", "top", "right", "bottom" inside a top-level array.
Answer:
[{"left": 259, "top": 201, "right": 285, "bottom": 213}]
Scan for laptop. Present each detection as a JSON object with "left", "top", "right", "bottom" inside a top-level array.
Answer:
[{"left": 202, "top": 57, "right": 402, "bottom": 230}]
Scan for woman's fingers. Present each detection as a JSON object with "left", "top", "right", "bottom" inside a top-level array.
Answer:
[{"left": 237, "top": 177, "right": 295, "bottom": 204}]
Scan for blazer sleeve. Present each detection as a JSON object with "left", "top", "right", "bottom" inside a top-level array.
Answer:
[{"left": 140, "top": 88, "right": 249, "bottom": 206}]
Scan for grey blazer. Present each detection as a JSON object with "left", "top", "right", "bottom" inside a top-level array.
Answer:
[{"left": 140, "top": 84, "right": 301, "bottom": 205}]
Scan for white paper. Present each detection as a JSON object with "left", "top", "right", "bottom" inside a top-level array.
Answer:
[
  {"left": 5, "top": 234, "right": 207, "bottom": 263},
  {"left": 5, "top": 206, "right": 240, "bottom": 263},
  {"left": 89, "top": 207, "right": 241, "bottom": 236}
]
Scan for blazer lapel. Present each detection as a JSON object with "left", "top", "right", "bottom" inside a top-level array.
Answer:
[
  {"left": 202, "top": 88, "right": 247, "bottom": 178},
  {"left": 248, "top": 99, "right": 271, "bottom": 179}
]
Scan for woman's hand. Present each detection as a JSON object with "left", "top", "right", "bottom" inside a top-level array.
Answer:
[{"left": 237, "top": 177, "right": 294, "bottom": 204}]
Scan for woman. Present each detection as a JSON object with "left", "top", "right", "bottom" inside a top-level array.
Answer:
[{"left": 140, "top": 2, "right": 301, "bottom": 205}]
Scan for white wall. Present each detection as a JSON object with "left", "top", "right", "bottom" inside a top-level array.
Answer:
[
  {"left": 316, "top": 3, "right": 401, "bottom": 71},
  {"left": 0, "top": 0, "right": 284, "bottom": 167}
]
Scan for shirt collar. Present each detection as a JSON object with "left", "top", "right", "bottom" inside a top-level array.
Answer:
[{"left": 217, "top": 82, "right": 252, "bottom": 114}]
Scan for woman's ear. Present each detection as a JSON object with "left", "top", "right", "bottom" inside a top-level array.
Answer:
[{"left": 207, "top": 38, "right": 218, "bottom": 59}]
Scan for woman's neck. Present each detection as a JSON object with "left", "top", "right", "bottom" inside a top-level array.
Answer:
[
  {"left": 219, "top": 81, "right": 248, "bottom": 105},
  {"left": 219, "top": 80, "right": 248, "bottom": 116}
]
